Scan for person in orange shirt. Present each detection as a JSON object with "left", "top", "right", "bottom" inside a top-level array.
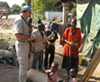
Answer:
[{"left": 61, "top": 18, "right": 82, "bottom": 81}]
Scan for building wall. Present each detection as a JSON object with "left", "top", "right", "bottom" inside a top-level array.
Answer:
[{"left": 45, "top": 11, "right": 63, "bottom": 21}]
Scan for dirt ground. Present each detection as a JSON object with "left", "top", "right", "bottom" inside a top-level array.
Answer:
[{"left": 0, "top": 14, "right": 100, "bottom": 82}]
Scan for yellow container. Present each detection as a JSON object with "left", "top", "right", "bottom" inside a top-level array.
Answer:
[{"left": 79, "top": 53, "right": 83, "bottom": 65}]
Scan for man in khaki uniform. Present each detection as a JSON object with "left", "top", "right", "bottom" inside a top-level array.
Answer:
[
  {"left": 31, "top": 24, "right": 55, "bottom": 72},
  {"left": 13, "top": 5, "right": 35, "bottom": 82}
]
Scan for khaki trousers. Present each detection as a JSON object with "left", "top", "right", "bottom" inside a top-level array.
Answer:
[{"left": 15, "top": 41, "right": 29, "bottom": 82}]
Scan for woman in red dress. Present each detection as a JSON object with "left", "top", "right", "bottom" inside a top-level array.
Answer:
[{"left": 61, "top": 18, "right": 82, "bottom": 81}]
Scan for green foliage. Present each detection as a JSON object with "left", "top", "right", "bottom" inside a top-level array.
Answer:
[
  {"left": 71, "top": 8, "right": 76, "bottom": 17},
  {"left": 69, "top": 2, "right": 77, "bottom": 17},
  {"left": 0, "top": 1, "right": 10, "bottom": 9},
  {"left": 11, "top": 4, "right": 21, "bottom": 12},
  {"left": 33, "top": 0, "right": 58, "bottom": 19},
  {"left": 22, "top": 3, "right": 27, "bottom": 7},
  {"left": 25, "top": 0, "right": 76, "bottom": 19}
]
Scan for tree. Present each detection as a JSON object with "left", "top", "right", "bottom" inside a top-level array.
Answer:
[
  {"left": 25, "top": 0, "right": 76, "bottom": 19},
  {"left": 69, "top": 2, "right": 76, "bottom": 17},
  {"left": 25, "top": 0, "right": 31, "bottom": 6},
  {"left": 11, "top": 4, "right": 21, "bottom": 12},
  {"left": 33, "top": 0, "right": 58, "bottom": 19},
  {"left": 0, "top": 1, "right": 10, "bottom": 9},
  {"left": 22, "top": 3, "right": 27, "bottom": 7}
]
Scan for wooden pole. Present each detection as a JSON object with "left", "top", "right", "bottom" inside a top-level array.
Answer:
[
  {"left": 62, "top": 2, "right": 70, "bottom": 24},
  {"left": 80, "top": 47, "right": 100, "bottom": 82}
]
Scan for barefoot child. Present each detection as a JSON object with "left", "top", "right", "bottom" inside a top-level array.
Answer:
[
  {"left": 45, "top": 61, "right": 59, "bottom": 82},
  {"left": 69, "top": 68, "right": 78, "bottom": 82}
]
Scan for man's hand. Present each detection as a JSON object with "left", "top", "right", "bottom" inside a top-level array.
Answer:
[
  {"left": 30, "top": 36, "right": 35, "bottom": 41},
  {"left": 29, "top": 34, "right": 36, "bottom": 41}
]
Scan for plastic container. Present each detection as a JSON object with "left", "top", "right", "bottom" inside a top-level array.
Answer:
[{"left": 79, "top": 53, "right": 83, "bottom": 65}]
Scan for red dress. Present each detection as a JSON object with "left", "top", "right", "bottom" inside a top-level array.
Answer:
[{"left": 61, "top": 27, "right": 82, "bottom": 71}]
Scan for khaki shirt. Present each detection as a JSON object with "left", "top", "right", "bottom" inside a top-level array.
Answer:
[
  {"left": 32, "top": 29, "right": 55, "bottom": 52},
  {"left": 13, "top": 15, "right": 30, "bottom": 42}
]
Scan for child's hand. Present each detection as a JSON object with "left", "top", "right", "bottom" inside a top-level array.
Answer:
[{"left": 45, "top": 69, "right": 52, "bottom": 74}]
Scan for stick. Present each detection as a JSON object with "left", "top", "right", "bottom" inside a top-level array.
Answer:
[{"left": 80, "top": 47, "right": 100, "bottom": 82}]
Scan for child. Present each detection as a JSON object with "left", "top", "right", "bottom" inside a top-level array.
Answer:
[
  {"left": 69, "top": 68, "right": 78, "bottom": 82},
  {"left": 45, "top": 61, "right": 59, "bottom": 82}
]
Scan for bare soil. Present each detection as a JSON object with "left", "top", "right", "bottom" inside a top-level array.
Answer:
[{"left": 0, "top": 14, "right": 100, "bottom": 82}]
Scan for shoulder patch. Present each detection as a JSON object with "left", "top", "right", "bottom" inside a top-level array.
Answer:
[{"left": 18, "top": 20, "right": 22, "bottom": 24}]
